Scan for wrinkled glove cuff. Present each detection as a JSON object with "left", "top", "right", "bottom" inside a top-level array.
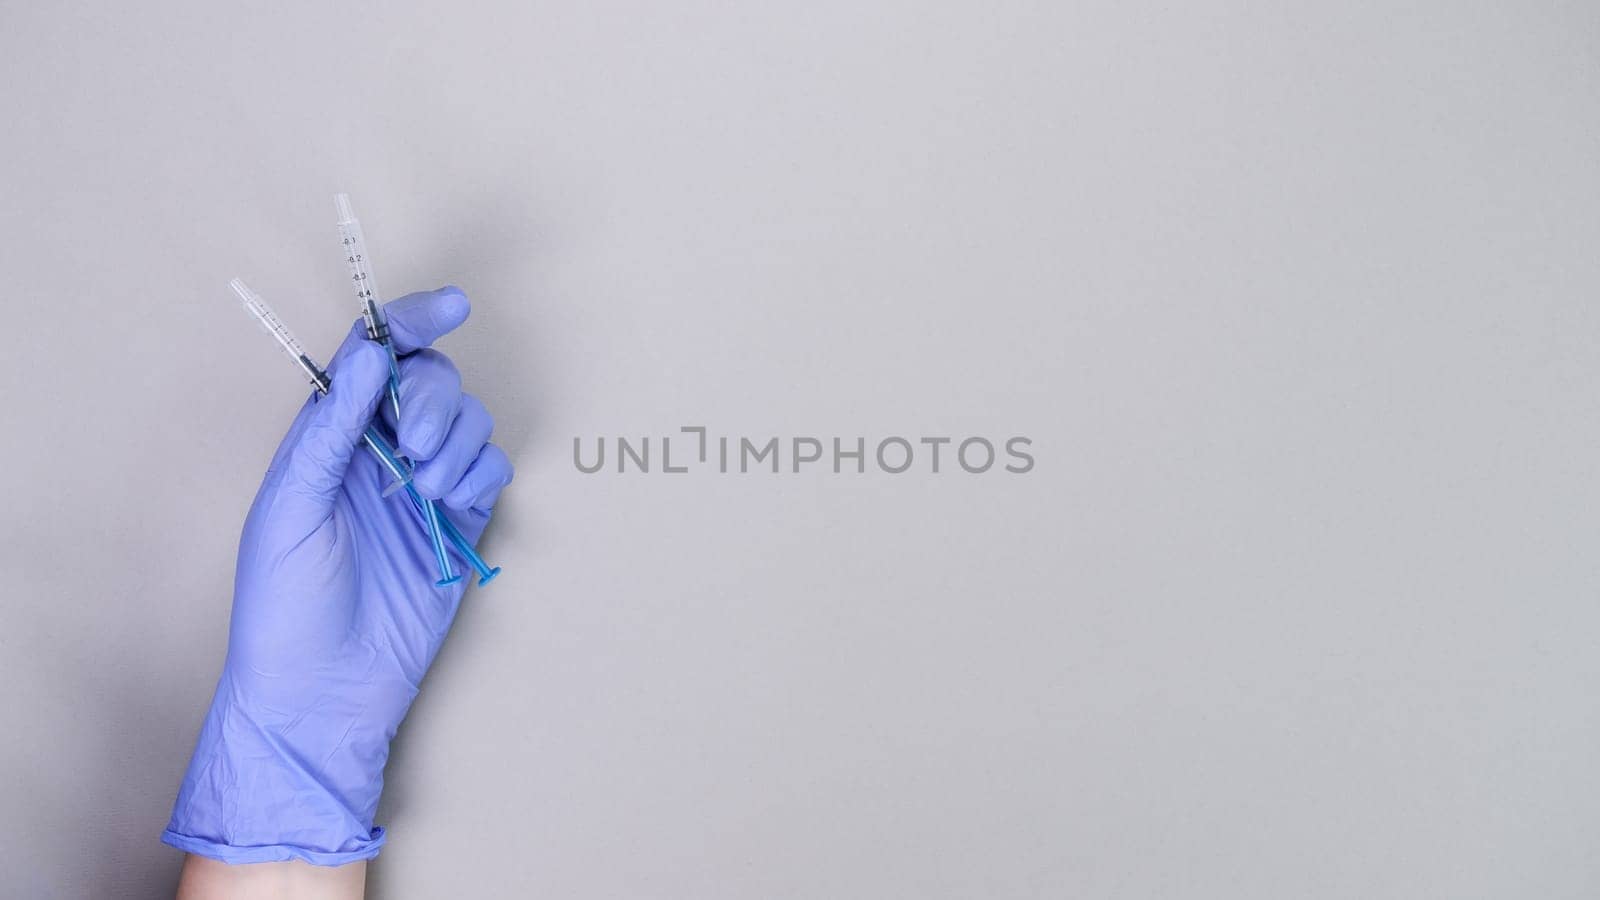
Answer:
[
  {"left": 162, "top": 675, "right": 393, "bottom": 866},
  {"left": 160, "top": 826, "right": 385, "bottom": 866}
]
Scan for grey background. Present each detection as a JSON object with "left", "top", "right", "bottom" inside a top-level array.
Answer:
[{"left": 2, "top": 1, "right": 1597, "bottom": 897}]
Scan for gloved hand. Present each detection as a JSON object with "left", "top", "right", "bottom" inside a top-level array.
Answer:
[{"left": 162, "top": 287, "right": 513, "bottom": 865}]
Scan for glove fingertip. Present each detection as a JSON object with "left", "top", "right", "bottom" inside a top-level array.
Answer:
[
  {"left": 340, "top": 341, "right": 390, "bottom": 394},
  {"left": 431, "top": 287, "right": 470, "bottom": 334},
  {"left": 323, "top": 341, "right": 391, "bottom": 432}
]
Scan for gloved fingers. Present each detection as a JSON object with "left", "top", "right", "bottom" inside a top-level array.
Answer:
[
  {"left": 384, "top": 286, "right": 470, "bottom": 354},
  {"left": 266, "top": 323, "right": 372, "bottom": 471},
  {"left": 442, "top": 443, "right": 514, "bottom": 513},
  {"left": 383, "top": 349, "right": 462, "bottom": 460},
  {"left": 282, "top": 323, "right": 382, "bottom": 442},
  {"left": 324, "top": 319, "right": 380, "bottom": 375},
  {"left": 277, "top": 340, "right": 390, "bottom": 517},
  {"left": 410, "top": 394, "right": 494, "bottom": 499}
]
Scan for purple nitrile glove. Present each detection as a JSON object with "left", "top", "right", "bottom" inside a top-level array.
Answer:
[{"left": 162, "top": 287, "right": 514, "bottom": 865}]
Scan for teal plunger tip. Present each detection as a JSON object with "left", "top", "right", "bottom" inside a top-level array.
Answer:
[
  {"left": 477, "top": 567, "right": 503, "bottom": 587},
  {"left": 436, "top": 575, "right": 464, "bottom": 588}
]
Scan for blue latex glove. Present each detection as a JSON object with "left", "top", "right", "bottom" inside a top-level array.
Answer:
[{"left": 162, "top": 287, "right": 514, "bottom": 865}]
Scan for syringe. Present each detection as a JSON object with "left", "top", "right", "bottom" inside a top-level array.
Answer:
[
  {"left": 229, "top": 279, "right": 500, "bottom": 586},
  {"left": 333, "top": 194, "right": 461, "bottom": 587},
  {"left": 334, "top": 193, "right": 403, "bottom": 421}
]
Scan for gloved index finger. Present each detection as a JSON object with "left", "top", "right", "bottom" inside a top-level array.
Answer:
[{"left": 385, "top": 286, "right": 471, "bottom": 354}]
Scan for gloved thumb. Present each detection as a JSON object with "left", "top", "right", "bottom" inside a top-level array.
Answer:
[{"left": 277, "top": 339, "right": 390, "bottom": 518}]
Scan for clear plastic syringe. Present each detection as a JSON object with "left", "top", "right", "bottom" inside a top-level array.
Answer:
[
  {"left": 229, "top": 279, "right": 500, "bottom": 586},
  {"left": 331, "top": 195, "right": 461, "bottom": 587},
  {"left": 334, "top": 193, "right": 403, "bottom": 421}
]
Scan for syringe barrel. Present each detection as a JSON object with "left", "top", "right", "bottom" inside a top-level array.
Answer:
[
  {"left": 229, "top": 278, "right": 331, "bottom": 392},
  {"left": 334, "top": 193, "right": 391, "bottom": 340}
]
